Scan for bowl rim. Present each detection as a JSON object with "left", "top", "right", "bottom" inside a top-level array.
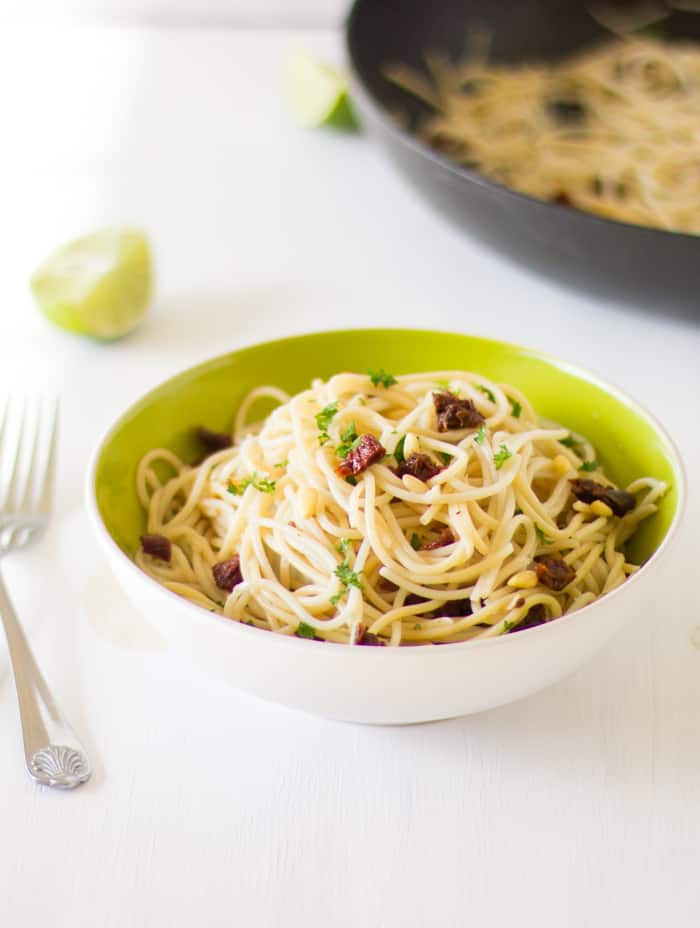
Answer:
[
  {"left": 85, "top": 326, "right": 687, "bottom": 657},
  {"left": 344, "top": 0, "right": 700, "bottom": 246}
]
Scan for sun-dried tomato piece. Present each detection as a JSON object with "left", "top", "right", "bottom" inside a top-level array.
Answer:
[
  {"left": 337, "top": 434, "right": 385, "bottom": 477},
  {"left": 569, "top": 478, "right": 636, "bottom": 517},
  {"left": 353, "top": 623, "right": 386, "bottom": 647},
  {"left": 423, "top": 528, "right": 455, "bottom": 550},
  {"left": 212, "top": 555, "right": 243, "bottom": 592},
  {"left": 509, "top": 603, "right": 548, "bottom": 633},
  {"left": 434, "top": 596, "right": 474, "bottom": 618},
  {"left": 433, "top": 391, "right": 484, "bottom": 431},
  {"left": 394, "top": 452, "right": 443, "bottom": 482},
  {"left": 535, "top": 557, "right": 576, "bottom": 591},
  {"left": 141, "top": 534, "right": 172, "bottom": 562},
  {"left": 195, "top": 426, "right": 232, "bottom": 452}
]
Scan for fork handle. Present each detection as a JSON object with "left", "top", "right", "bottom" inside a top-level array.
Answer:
[{"left": 0, "top": 573, "right": 91, "bottom": 788}]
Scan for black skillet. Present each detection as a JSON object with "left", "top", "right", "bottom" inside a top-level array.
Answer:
[{"left": 346, "top": 0, "right": 700, "bottom": 312}]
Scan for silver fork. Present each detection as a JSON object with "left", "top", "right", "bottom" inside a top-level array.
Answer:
[{"left": 0, "top": 397, "right": 91, "bottom": 789}]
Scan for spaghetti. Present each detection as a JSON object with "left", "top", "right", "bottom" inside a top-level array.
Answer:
[
  {"left": 135, "top": 371, "right": 666, "bottom": 646},
  {"left": 386, "top": 36, "right": 700, "bottom": 234}
]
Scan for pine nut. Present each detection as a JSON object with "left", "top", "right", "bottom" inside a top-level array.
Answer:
[
  {"left": 402, "top": 474, "right": 427, "bottom": 494},
  {"left": 507, "top": 570, "right": 538, "bottom": 589}
]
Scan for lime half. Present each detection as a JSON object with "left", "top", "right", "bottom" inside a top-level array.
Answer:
[
  {"left": 285, "top": 51, "right": 357, "bottom": 129},
  {"left": 31, "top": 227, "right": 153, "bottom": 340}
]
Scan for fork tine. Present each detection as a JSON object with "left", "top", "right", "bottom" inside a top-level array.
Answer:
[
  {"left": 0, "top": 397, "right": 26, "bottom": 514},
  {"left": 36, "top": 398, "right": 58, "bottom": 515},
  {"left": 19, "top": 399, "right": 43, "bottom": 513}
]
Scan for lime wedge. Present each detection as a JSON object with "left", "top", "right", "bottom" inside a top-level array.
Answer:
[
  {"left": 285, "top": 51, "right": 357, "bottom": 129},
  {"left": 31, "top": 227, "right": 153, "bottom": 340}
]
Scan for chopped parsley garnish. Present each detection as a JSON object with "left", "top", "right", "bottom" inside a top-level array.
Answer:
[
  {"left": 393, "top": 434, "right": 407, "bottom": 464},
  {"left": 296, "top": 621, "right": 317, "bottom": 639},
  {"left": 336, "top": 421, "right": 361, "bottom": 458},
  {"left": 560, "top": 434, "right": 580, "bottom": 449},
  {"left": 437, "top": 451, "right": 453, "bottom": 465},
  {"left": 514, "top": 507, "right": 523, "bottom": 516},
  {"left": 493, "top": 445, "right": 512, "bottom": 469},
  {"left": 510, "top": 399, "right": 522, "bottom": 419},
  {"left": 534, "top": 523, "right": 553, "bottom": 545},
  {"left": 413, "top": 623, "right": 422, "bottom": 631},
  {"left": 250, "top": 473, "right": 276, "bottom": 493},
  {"left": 337, "top": 538, "right": 352, "bottom": 556},
  {"left": 474, "top": 424, "right": 487, "bottom": 445},
  {"left": 410, "top": 532, "right": 422, "bottom": 551},
  {"left": 345, "top": 475, "right": 358, "bottom": 486},
  {"left": 315, "top": 402, "right": 338, "bottom": 445},
  {"left": 478, "top": 384, "right": 496, "bottom": 403},
  {"left": 579, "top": 460, "right": 599, "bottom": 472},
  {"left": 331, "top": 545, "right": 363, "bottom": 606},
  {"left": 335, "top": 562, "right": 362, "bottom": 589},
  {"left": 274, "top": 459, "right": 288, "bottom": 469},
  {"left": 368, "top": 368, "right": 397, "bottom": 388},
  {"left": 227, "top": 471, "right": 276, "bottom": 495},
  {"left": 502, "top": 619, "right": 515, "bottom": 633},
  {"left": 315, "top": 402, "right": 338, "bottom": 432}
]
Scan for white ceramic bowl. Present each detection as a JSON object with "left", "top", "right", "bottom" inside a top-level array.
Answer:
[{"left": 86, "top": 330, "right": 685, "bottom": 724}]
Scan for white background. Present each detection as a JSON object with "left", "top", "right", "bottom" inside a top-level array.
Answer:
[
  {"left": 1, "top": 0, "right": 346, "bottom": 26},
  {"left": 1, "top": 14, "right": 700, "bottom": 928}
]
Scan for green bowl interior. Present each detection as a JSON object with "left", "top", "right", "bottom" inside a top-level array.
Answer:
[{"left": 94, "top": 329, "right": 680, "bottom": 564}]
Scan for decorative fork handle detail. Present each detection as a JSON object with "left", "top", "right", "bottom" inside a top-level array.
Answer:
[{"left": 0, "top": 573, "right": 91, "bottom": 789}]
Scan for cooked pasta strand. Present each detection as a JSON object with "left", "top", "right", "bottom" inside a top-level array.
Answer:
[{"left": 135, "top": 371, "right": 665, "bottom": 646}]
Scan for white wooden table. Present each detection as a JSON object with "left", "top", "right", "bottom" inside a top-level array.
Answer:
[{"left": 1, "top": 23, "right": 699, "bottom": 928}]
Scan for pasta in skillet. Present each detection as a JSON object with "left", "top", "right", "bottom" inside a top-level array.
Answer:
[{"left": 387, "top": 36, "right": 700, "bottom": 234}]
